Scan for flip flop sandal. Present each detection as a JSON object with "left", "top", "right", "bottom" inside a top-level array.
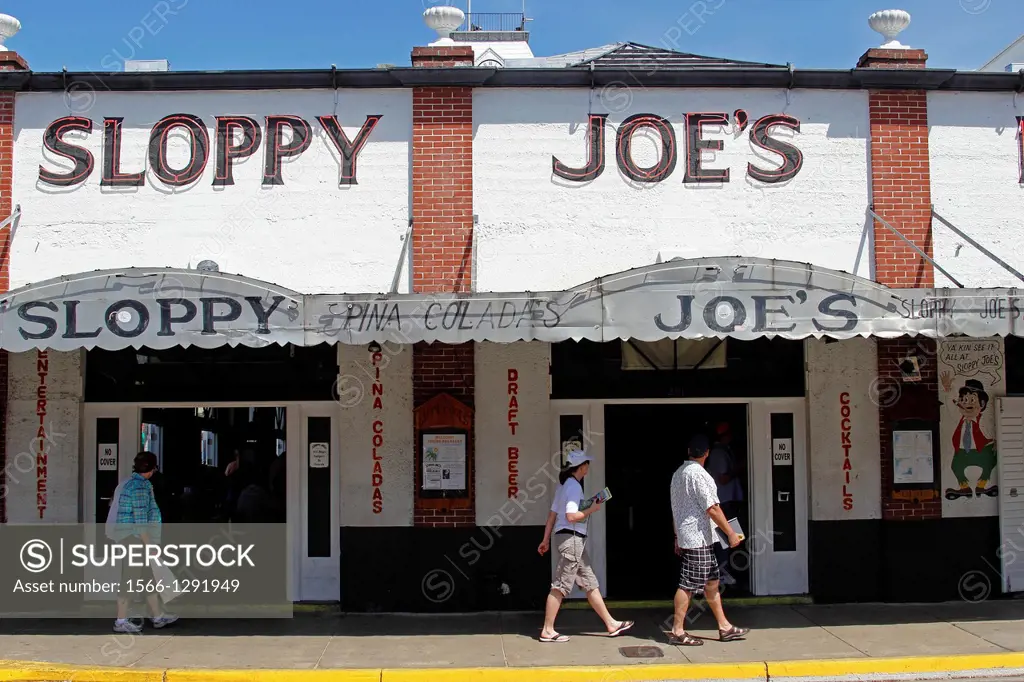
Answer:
[
  {"left": 719, "top": 625, "right": 750, "bottom": 642},
  {"left": 608, "top": 620, "right": 634, "bottom": 637},
  {"left": 668, "top": 633, "right": 703, "bottom": 646},
  {"left": 539, "top": 633, "right": 570, "bottom": 643}
]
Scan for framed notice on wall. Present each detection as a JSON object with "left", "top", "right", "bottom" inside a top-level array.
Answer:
[
  {"left": 893, "top": 430, "right": 934, "bottom": 485},
  {"left": 420, "top": 431, "right": 468, "bottom": 498},
  {"left": 890, "top": 418, "right": 940, "bottom": 492}
]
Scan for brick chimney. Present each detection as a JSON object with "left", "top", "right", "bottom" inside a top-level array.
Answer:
[
  {"left": 859, "top": 10, "right": 941, "bottom": 524},
  {"left": 0, "top": 13, "right": 29, "bottom": 525},
  {"left": 411, "top": 6, "right": 477, "bottom": 530}
]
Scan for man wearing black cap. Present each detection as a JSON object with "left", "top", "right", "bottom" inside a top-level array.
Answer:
[{"left": 668, "top": 433, "right": 749, "bottom": 646}]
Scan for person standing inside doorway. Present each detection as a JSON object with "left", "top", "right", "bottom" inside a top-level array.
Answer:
[
  {"left": 705, "top": 422, "right": 744, "bottom": 585},
  {"left": 537, "top": 449, "right": 634, "bottom": 643},
  {"left": 107, "top": 451, "right": 179, "bottom": 633},
  {"left": 669, "top": 434, "right": 749, "bottom": 646}
]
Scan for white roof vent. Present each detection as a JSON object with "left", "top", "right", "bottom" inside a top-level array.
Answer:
[
  {"left": 0, "top": 13, "right": 20, "bottom": 51},
  {"left": 124, "top": 59, "right": 170, "bottom": 72},
  {"left": 867, "top": 9, "right": 911, "bottom": 50},
  {"left": 424, "top": 5, "right": 465, "bottom": 45}
]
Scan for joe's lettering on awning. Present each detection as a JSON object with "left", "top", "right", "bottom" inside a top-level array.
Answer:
[{"left": 653, "top": 292, "right": 859, "bottom": 334}]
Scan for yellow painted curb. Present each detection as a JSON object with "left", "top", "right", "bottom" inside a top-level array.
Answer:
[
  {"left": 3, "top": 652, "right": 1024, "bottom": 682},
  {"left": 166, "top": 671, "right": 381, "bottom": 682},
  {"left": 382, "top": 663, "right": 767, "bottom": 682},
  {"left": 767, "top": 652, "right": 1024, "bottom": 677},
  {"left": 0, "top": 659, "right": 165, "bottom": 681}
]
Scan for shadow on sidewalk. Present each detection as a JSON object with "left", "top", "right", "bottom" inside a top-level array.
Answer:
[{"left": 0, "top": 600, "right": 1021, "bottom": 638}]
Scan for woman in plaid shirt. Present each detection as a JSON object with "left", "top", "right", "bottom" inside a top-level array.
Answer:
[{"left": 111, "top": 451, "right": 178, "bottom": 633}]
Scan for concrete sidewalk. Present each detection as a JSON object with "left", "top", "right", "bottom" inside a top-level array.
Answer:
[{"left": 0, "top": 601, "right": 1023, "bottom": 680}]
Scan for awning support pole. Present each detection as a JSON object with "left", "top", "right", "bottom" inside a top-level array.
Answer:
[
  {"left": 866, "top": 207, "right": 964, "bottom": 288},
  {"left": 693, "top": 338, "right": 726, "bottom": 369},
  {"left": 625, "top": 339, "right": 662, "bottom": 371},
  {"left": 931, "top": 207, "right": 1024, "bottom": 285},
  {"left": 0, "top": 204, "right": 21, "bottom": 234},
  {"left": 390, "top": 222, "right": 413, "bottom": 294},
  {"left": 0, "top": 204, "right": 21, "bottom": 266}
]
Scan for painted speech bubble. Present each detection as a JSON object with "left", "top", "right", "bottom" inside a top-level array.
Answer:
[{"left": 939, "top": 340, "right": 1004, "bottom": 386}]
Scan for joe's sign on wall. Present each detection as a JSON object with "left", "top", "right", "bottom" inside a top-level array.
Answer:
[{"left": 552, "top": 110, "right": 803, "bottom": 185}]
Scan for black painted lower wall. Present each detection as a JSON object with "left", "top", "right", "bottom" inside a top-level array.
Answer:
[
  {"left": 340, "top": 526, "right": 548, "bottom": 612},
  {"left": 810, "top": 517, "right": 1002, "bottom": 603},
  {"left": 338, "top": 517, "right": 1004, "bottom": 612}
]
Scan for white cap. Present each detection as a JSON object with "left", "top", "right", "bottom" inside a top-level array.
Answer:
[{"left": 566, "top": 449, "right": 592, "bottom": 468}]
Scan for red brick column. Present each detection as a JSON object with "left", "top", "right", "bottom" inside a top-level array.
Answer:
[
  {"left": 0, "top": 51, "right": 28, "bottom": 524},
  {"left": 410, "top": 45, "right": 476, "bottom": 529},
  {"left": 860, "top": 47, "right": 941, "bottom": 521}
]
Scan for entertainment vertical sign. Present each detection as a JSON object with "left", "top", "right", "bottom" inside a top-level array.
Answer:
[{"left": 35, "top": 350, "right": 48, "bottom": 519}]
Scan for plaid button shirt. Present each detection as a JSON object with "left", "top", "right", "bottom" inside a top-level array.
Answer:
[{"left": 110, "top": 473, "right": 162, "bottom": 542}]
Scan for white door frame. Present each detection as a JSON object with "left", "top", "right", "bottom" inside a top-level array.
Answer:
[
  {"left": 81, "top": 404, "right": 140, "bottom": 599},
  {"left": 82, "top": 404, "right": 140, "bottom": 523},
  {"left": 748, "top": 398, "right": 809, "bottom": 596},
  {"left": 297, "top": 402, "right": 341, "bottom": 602},
  {"left": 80, "top": 400, "right": 340, "bottom": 603},
  {"left": 550, "top": 397, "right": 809, "bottom": 598}
]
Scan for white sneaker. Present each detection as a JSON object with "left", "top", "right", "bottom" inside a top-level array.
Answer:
[
  {"left": 151, "top": 613, "right": 178, "bottom": 629},
  {"left": 113, "top": 619, "right": 142, "bottom": 633}
]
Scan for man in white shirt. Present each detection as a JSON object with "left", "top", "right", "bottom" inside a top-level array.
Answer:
[
  {"left": 705, "top": 422, "right": 744, "bottom": 584},
  {"left": 668, "top": 433, "right": 749, "bottom": 646}
]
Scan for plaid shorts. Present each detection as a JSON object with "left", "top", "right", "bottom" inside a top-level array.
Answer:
[{"left": 678, "top": 545, "right": 720, "bottom": 593}]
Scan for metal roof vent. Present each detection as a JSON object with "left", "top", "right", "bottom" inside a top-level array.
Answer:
[
  {"left": 124, "top": 59, "right": 170, "bottom": 72},
  {"left": 196, "top": 260, "right": 220, "bottom": 272}
]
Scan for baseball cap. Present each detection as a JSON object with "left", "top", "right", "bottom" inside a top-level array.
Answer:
[
  {"left": 566, "top": 449, "right": 592, "bottom": 468},
  {"left": 687, "top": 434, "right": 710, "bottom": 458}
]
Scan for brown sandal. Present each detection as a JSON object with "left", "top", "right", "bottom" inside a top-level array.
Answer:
[
  {"left": 668, "top": 633, "right": 703, "bottom": 646},
  {"left": 719, "top": 625, "right": 750, "bottom": 641}
]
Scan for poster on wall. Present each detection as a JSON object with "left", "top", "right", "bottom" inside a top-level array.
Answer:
[
  {"left": 892, "top": 430, "right": 933, "bottom": 485},
  {"left": 938, "top": 338, "right": 1005, "bottom": 518},
  {"left": 422, "top": 433, "right": 466, "bottom": 491}
]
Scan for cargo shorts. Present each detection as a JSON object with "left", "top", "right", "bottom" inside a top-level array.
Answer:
[{"left": 551, "top": 532, "right": 600, "bottom": 596}]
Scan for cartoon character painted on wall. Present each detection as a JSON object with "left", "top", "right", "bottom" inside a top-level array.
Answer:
[{"left": 942, "top": 377, "right": 999, "bottom": 500}]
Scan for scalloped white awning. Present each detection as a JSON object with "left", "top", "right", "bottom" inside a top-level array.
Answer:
[{"left": 1, "top": 259, "right": 1020, "bottom": 351}]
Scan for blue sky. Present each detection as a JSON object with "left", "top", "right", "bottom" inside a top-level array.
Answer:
[{"left": 3, "top": 0, "right": 1021, "bottom": 72}]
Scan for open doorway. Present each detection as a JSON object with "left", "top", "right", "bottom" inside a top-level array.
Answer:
[
  {"left": 139, "top": 406, "right": 288, "bottom": 523},
  {"left": 605, "top": 403, "right": 750, "bottom": 600}
]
